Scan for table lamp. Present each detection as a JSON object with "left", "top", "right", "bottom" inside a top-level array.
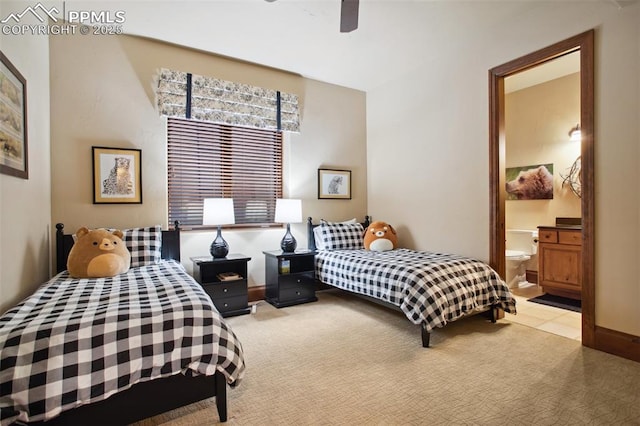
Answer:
[
  {"left": 274, "top": 199, "right": 302, "bottom": 253},
  {"left": 203, "top": 198, "right": 235, "bottom": 258}
]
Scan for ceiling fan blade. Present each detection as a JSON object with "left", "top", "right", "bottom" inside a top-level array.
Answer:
[{"left": 340, "top": 0, "right": 359, "bottom": 33}]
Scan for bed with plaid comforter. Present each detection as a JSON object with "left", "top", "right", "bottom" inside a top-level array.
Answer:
[
  {"left": 315, "top": 248, "right": 516, "bottom": 333},
  {"left": 0, "top": 260, "right": 245, "bottom": 425}
]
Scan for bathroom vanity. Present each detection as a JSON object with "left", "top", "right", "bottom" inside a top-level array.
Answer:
[{"left": 537, "top": 225, "right": 582, "bottom": 300}]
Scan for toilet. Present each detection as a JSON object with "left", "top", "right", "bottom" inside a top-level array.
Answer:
[{"left": 505, "top": 229, "right": 539, "bottom": 289}]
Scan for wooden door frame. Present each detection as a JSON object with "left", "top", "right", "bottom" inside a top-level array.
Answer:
[{"left": 489, "top": 30, "right": 595, "bottom": 347}]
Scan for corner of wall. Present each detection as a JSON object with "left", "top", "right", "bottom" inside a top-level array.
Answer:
[{"left": 0, "top": 18, "right": 52, "bottom": 314}]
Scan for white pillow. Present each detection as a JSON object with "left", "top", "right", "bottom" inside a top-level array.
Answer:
[
  {"left": 320, "top": 218, "right": 357, "bottom": 225},
  {"left": 313, "top": 226, "right": 326, "bottom": 250}
]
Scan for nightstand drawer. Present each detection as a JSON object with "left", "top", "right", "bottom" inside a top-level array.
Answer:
[
  {"left": 202, "top": 280, "right": 247, "bottom": 299},
  {"left": 263, "top": 250, "right": 317, "bottom": 308},
  {"left": 279, "top": 273, "right": 315, "bottom": 302},
  {"left": 191, "top": 254, "right": 251, "bottom": 317},
  {"left": 213, "top": 295, "right": 248, "bottom": 313},
  {"left": 279, "top": 272, "right": 315, "bottom": 288},
  {"left": 279, "top": 283, "right": 315, "bottom": 302}
]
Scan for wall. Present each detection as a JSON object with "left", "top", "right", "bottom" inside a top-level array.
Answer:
[
  {"left": 0, "top": 2, "right": 52, "bottom": 314},
  {"left": 49, "top": 33, "right": 366, "bottom": 287},
  {"left": 4, "top": 0, "right": 637, "bottom": 340},
  {"left": 505, "top": 73, "right": 582, "bottom": 232},
  {"left": 504, "top": 73, "right": 581, "bottom": 273},
  {"left": 366, "top": 2, "right": 639, "bottom": 335}
]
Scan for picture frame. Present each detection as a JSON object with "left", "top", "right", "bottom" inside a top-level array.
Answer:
[
  {"left": 0, "top": 50, "right": 28, "bottom": 179},
  {"left": 92, "top": 146, "right": 142, "bottom": 204},
  {"left": 318, "top": 168, "right": 351, "bottom": 199},
  {"left": 505, "top": 163, "right": 554, "bottom": 200}
]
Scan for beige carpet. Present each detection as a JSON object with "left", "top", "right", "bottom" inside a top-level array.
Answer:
[{"left": 136, "top": 289, "right": 640, "bottom": 425}]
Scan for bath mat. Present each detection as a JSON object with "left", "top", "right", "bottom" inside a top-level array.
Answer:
[{"left": 528, "top": 293, "right": 581, "bottom": 313}]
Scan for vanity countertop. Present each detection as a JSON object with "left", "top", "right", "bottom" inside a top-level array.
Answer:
[
  {"left": 538, "top": 224, "right": 582, "bottom": 230},
  {"left": 539, "top": 217, "right": 582, "bottom": 231}
]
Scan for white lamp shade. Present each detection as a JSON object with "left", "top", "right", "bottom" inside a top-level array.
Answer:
[
  {"left": 202, "top": 198, "right": 235, "bottom": 225},
  {"left": 569, "top": 129, "right": 581, "bottom": 142},
  {"left": 569, "top": 124, "right": 581, "bottom": 142},
  {"left": 275, "top": 199, "right": 302, "bottom": 223}
]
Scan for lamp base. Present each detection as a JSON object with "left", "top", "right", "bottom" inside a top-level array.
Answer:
[
  {"left": 210, "top": 226, "right": 229, "bottom": 258},
  {"left": 280, "top": 223, "right": 297, "bottom": 253}
]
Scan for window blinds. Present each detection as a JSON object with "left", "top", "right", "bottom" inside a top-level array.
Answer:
[
  {"left": 167, "top": 117, "right": 283, "bottom": 227},
  {"left": 156, "top": 69, "right": 300, "bottom": 132}
]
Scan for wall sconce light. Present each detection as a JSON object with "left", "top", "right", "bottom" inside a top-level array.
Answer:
[
  {"left": 274, "top": 199, "right": 302, "bottom": 253},
  {"left": 203, "top": 198, "right": 235, "bottom": 258},
  {"left": 568, "top": 124, "right": 581, "bottom": 142}
]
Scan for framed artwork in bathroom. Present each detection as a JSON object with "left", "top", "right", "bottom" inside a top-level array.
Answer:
[{"left": 505, "top": 163, "right": 554, "bottom": 200}]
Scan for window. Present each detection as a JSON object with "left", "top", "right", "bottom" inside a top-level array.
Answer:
[{"left": 167, "top": 117, "right": 283, "bottom": 228}]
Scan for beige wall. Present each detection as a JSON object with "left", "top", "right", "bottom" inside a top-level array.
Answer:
[
  {"left": 504, "top": 73, "right": 582, "bottom": 273},
  {"left": 505, "top": 73, "right": 582, "bottom": 229},
  {"left": 49, "top": 33, "right": 366, "bottom": 287},
  {"left": 367, "top": 2, "right": 639, "bottom": 335},
  {"left": 2, "top": 0, "right": 637, "bottom": 340},
  {"left": 0, "top": 2, "right": 52, "bottom": 314}
]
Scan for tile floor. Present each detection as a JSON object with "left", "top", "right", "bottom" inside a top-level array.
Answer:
[{"left": 504, "top": 282, "right": 582, "bottom": 341}]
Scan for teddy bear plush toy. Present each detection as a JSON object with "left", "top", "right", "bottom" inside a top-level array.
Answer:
[
  {"left": 363, "top": 221, "right": 398, "bottom": 252},
  {"left": 67, "top": 227, "right": 131, "bottom": 278}
]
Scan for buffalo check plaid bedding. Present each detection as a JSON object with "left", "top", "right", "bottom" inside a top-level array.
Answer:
[
  {"left": 0, "top": 260, "right": 245, "bottom": 425},
  {"left": 315, "top": 248, "right": 516, "bottom": 332}
]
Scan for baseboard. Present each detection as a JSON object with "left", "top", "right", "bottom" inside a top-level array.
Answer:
[
  {"left": 525, "top": 270, "right": 538, "bottom": 284},
  {"left": 248, "top": 285, "right": 265, "bottom": 303},
  {"left": 594, "top": 326, "right": 640, "bottom": 363}
]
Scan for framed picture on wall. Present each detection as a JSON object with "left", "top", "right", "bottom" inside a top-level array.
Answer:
[
  {"left": 92, "top": 147, "right": 142, "bottom": 204},
  {"left": 318, "top": 168, "right": 351, "bottom": 199},
  {"left": 0, "top": 51, "right": 28, "bottom": 179},
  {"left": 505, "top": 163, "right": 554, "bottom": 200}
]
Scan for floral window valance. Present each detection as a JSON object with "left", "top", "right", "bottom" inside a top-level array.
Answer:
[{"left": 155, "top": 68, "right": 300, "bottom": 132}]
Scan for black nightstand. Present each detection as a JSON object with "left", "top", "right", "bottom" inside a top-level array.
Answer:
[
  {"left": 191, "top": 254, "right": 251, "bottom": 317},
  {"left": 263, "top": 250, "right": 318, "bottom": 308}
]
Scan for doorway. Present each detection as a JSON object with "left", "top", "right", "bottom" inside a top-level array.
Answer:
[{"left": 488, "top": 30, "right": 595, "bottom": 348}]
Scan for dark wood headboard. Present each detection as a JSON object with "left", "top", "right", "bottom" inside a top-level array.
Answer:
[
  {"left": 307, "top": 216, "right": 371, "bottom": 251},
  {"left": 55, "top": 222, "right": 181, "bottom": 273}
]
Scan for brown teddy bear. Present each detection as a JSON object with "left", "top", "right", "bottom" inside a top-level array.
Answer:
[
  {"left": 363, "top": 221, "right": 398, "bottom": 251},
  {"left": 67, "top": 227, "right": 131, "bottom": 278}
]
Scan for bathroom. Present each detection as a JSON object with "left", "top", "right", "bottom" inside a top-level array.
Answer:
[{"left": 504, "top": 52, "right": 582, "bottom": 300}]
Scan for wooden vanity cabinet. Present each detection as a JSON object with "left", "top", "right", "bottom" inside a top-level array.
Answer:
[{"left": 537, "top": 226, "right": 582, "bottom": 300}]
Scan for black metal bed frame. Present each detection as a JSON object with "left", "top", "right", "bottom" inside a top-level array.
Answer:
[
  {"left": 35, "top": 222, "right": 229, "bottom": 425},
  {"left": 307, "top": 216, "right": 499, "bottom": 348}
]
